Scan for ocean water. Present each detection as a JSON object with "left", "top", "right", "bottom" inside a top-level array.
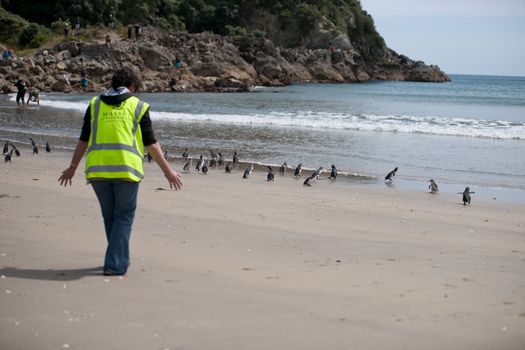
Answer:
[{"left": 1, "top": 74, "right": 524, "bottom": 201}]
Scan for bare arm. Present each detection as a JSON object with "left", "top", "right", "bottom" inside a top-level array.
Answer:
[
  {"left": 58, "top": 140, "right": 88, "bottom": 186},
  {"left": 146, "top": 142, "right": 183, "bottom": 190}
]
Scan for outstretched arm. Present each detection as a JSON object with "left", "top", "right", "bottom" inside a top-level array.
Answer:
[
  {"left": 58, "top": 140, "right": 88, "bottom": 186},
  {"left": 146, "top": 142, "right": 183, "bottom": 190}
]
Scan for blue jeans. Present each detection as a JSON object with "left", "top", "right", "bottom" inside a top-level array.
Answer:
[{"left": 91, "top": 180, "right": 139, "bottom": 275}]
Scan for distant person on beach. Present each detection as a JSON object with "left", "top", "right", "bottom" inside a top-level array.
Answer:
[
  {"left": 75, "top": 16, "right": 81, "bottom": 30},
  {"left": 169, "top": 77, "right": 177, "bottom": 90},
  {"left": 27, "top": 88, "right": 40, "bottom": 106},
  {"left": 58, "top": 67, "right": 183, "bottom": 276},
  {"left": 80, "top": 73, "right": 89, "bottom": 92},
  {"left": 15, "top": 77, "right": 27, "bottom": 107},
  {"left": 108, "top": 14, "right": 114, "bottom": 29}
]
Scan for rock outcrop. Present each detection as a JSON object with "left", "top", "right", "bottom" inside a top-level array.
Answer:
[{"left": 0, "top": 27, "right": 449, "bottom": 94}]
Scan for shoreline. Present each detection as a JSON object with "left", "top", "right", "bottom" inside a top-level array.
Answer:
[{"left": 3, "top": 140, "right": 525, "bottom": 204}]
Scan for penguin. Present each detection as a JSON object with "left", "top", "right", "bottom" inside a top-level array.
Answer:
[
  {"left": 460, "top": 187, "right": 475, "bottom": 205},
  {"left": 329, "top": 165, "right": 337, "bottom": 181},
  {"left": 164, "top": 149, "right": 169, "bottom": 160},
  {"left": 243, "top": 164, "right": 253, "bottom": 179},
  {"left": 385, "top": 167, "right": 398, "bottom": 181},
  {"left": 313, "top": 166, "right": 323, "bottom": 179},
  {"left": 267, "top": 166, "right": 274, "bottom": 181},
  {"left": 294, "top": 163, "right": 302, "bottom": 177},
  {"left": 2, "top": 141, "right": 8, "bottom": 155},
  {"left": 233, "top": 151, "right": 239, "bottom": 165},
  {"left": 209, "top": 158, "right": 217, "bottom": 167},
  {"left": 429, "top": 179, "right": 439, "bottom": 194},
  {"left": 45, "top": 141, "right": 51, "bottom": 153},
  {"left": 209, "top": 149, "right": 218, "bottom": 160},
  {"left": 303, "top": 173, "right": 316, "bottom": 187},
  {"left": 182, "top": 148, "right": 189, "bottom": 160},
  {"left": 30, "top": 138, "right": 38, "bottom": 154},
  {"left": 279, "top": 161, "right": 287, "bottom": 176},
  {"left": 183, "top": 159, "right": 192, "bottom": 173},
  {"left": 225, "top": 162, "right": 232, "bottom": 173},
  {"left": 4, "top": 149, "right": 13, "bottom": 163},
  {"left": 201, "top": 161, "right": 209, "bottom": 175},
  {"left": 9, "top": 143, "right": 20, "bottom": 157},
  {"left": 146, "top": 153, "right": 152, "bottom": 162},
  {"left": 218, "top": 152, "right": 224, "bottom": 167},
  {"left": 195, "top": 155, "right": 204, "bottom": 171}
]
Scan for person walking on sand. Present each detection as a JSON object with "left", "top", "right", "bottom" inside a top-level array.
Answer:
[
  {"left": 58, "top": 67, "right": 183, "bottom": 276},
  {"left": 15, "top": 77, "right": 27, "bottom": 107}
]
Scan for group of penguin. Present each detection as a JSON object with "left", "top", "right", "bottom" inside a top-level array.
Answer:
[
  {"left": 4, "top": 142, "right": 475, "bottom": 206},
  {"left": 170, "top": 149, "right": 476, "bottom": 206},
  {"left": 383, "top": 166, "right": 475, "bottom": 205},
  {"left": 3, "top": 139, "right": 50, "bottom": 163}
]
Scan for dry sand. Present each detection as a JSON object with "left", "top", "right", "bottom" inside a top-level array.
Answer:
[{"left": 1, "top": 149, "right": 524, "bottom": 350}]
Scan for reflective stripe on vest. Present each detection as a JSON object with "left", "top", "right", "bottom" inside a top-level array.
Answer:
[{"left": 85, "top": 96, "right": 148, "bottom": 181}]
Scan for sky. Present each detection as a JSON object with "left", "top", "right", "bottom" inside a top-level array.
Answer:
[{"left": 359, "top": 0, "right": 525, "bottom": 76}]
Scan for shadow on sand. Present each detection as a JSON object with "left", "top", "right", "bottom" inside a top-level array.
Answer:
[{"left": 0, "top": 266, "right": 104, "bottom": 281}]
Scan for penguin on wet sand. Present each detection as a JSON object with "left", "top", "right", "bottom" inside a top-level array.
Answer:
[
  {"left": 195, "top": 155, "right": 204, "bottom": 171},
  {"left": 164, "top": 149, "right": 169, "bottom": 160},
  {"left": 303, "top": 173, "right": 316, "bottom": 187},
  {"left": 460, "top": 187, "right": 475, "bottom": 205},
  {"left": 2, "top": 141, "right": 8, "bottom": 155},
  {"left": 218, "top": 153, "right": 224, "bottom": 167},
  {"left": 201, "top": 161, "right": 209, "bottom": 175},
  {"left": 146, "top": 153, "right": 152, "bottom": 162},
  {"left": 294, "top": 163, "right": 303, "bottom": 177},
  {"left": 233, "top": 151, "right": 239, "bottom": 165},
  {"left": 279, "top": 161, "right": 287, "bottom": 176},
  {"left": 9, "top": 143, "right": 20, "bottom": 157},
  {"left": 30, "top": 138, "right": 38, "bottom": 154},
  {"left": 429, "top": 179, "right": 439, "bottom": 194},
  {"left": 267, "top": 166, "right": 274, "bottom": 181},
  {"left": 45, "top": 141, "right": 51, "bottom": 153},
  {"left": 243, "top": 164, "right": 253, "bottom": 179},
  {"left": 182, "top": 148, "right": 189, "bottom": 159},
  {"left": 385, "top": 167, "right": 398, "bottom": 181},
  {"left": 4, "top": 149, "right": 13, "bottom": 163},
  {"left": 225, "top": 163, "right": 232, "bottom": 173},
  {"left": 313, "top": 166, "right": 323, "bottom": 179},
  {"left": 183, "top": 159, "right": 192, "bottom": 173},
  {"left": 329, "top": 165, "right": 337, "bottom": 181}
]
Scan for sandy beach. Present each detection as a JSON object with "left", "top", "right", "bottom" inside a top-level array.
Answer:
[{"left": 1, "top": 148, "right": 524, "bottom": 350}]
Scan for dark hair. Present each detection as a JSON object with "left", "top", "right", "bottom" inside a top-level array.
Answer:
[{"left": 111, "top": 67, "right": 141, "bottom": 90}]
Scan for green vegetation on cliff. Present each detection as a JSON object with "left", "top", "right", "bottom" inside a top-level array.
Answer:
[{"left": 1, "top": 0, "right": 384, "bottom": 57}]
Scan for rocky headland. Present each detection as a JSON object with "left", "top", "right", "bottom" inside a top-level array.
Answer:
[{"left": 0, "top": 26, "right": 449, "bottom": 94}]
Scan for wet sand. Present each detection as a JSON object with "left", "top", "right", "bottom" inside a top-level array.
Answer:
[{"left": 1, "top": 148, "right": 524, "bottom": 350}]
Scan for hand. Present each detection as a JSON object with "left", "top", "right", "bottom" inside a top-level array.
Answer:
[
  {"left": 58, "top": 165, "right": 76, "bottom": 186},
  {"left": 164, "top": 169, "right": 182, "bottom": 190}
]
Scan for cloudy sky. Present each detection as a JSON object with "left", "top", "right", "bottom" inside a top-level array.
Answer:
[{"left": 359, "top": 0, "right": 525, "bottom": 76}]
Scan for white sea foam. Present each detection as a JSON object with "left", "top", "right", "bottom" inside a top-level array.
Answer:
[
  {"left": 22, "top": 95, "right": 524, "bottom": 140},
  {"left": 8, "top": 94, "right": 87, "bottom": 112},
  {"left": 151, "top": 111, "right": 524, "bottom": 140},
  {"left": 38, "top": 99, "right": 87, "bottom": 111}
]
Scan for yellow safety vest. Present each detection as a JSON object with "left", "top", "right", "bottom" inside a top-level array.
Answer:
[{"left": 85, "top": 95, "right": 149, "bottom": 182}]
